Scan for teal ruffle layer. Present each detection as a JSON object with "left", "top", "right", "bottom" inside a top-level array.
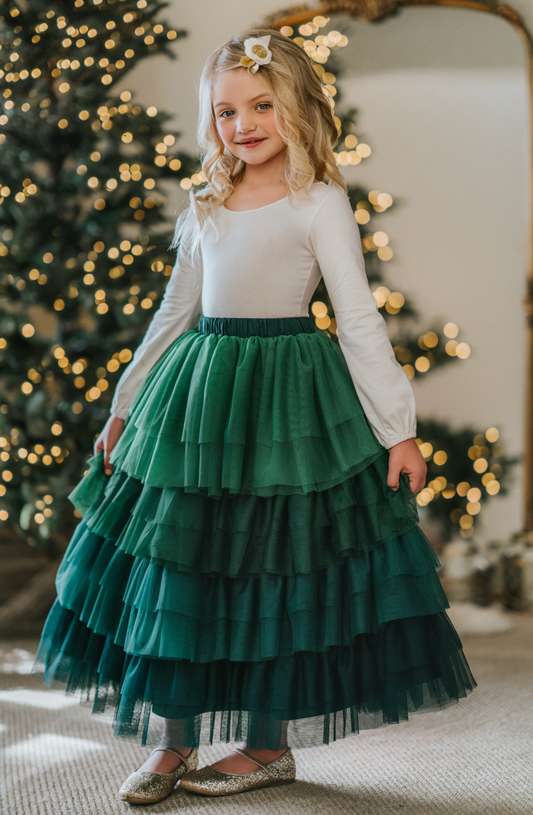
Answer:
[{"left": 55, "top": 521, "right": 448, "bottom": 662}]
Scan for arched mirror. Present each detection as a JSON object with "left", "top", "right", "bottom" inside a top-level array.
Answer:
[{"left": 267, "top": 0, "right": 533, "bottom": 548}]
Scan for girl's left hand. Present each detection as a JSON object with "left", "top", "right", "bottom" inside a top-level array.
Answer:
[
  {"left": 387, "top": 438, "right": 427, "bottom": 495},
  {"left": 93, "top": 414, "right": 125, "bottom": 476}
]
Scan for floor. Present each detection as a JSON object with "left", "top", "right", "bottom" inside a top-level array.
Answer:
[{"left": 0, "top": 607, "right": 531, "bottom": 815}]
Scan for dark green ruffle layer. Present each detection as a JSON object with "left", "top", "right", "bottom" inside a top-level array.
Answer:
[
  {"left": 104, "top": 327, "right": 385, "bottom": 496},
  {"left": 55, "top": 522, "right": 448, "bottom": 662},
  {"left": 71, "top": 450, "right": 418, "bottom": 578},
  {"left": 34, "top": 599, "right": 476, "bottom": 748}
]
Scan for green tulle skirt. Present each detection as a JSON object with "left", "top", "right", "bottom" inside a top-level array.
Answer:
[{"left": 33, "top": 315, "right": 476, "bottom": 749}]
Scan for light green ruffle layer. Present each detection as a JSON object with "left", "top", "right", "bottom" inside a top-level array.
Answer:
[{"left": 106, "top": 328, "right": 385, "bottom": 496}]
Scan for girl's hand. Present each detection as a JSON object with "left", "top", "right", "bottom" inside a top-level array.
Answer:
[
  {"left": 387, "top": 437, "right": 427, "bottom": 495},
  {"left": 93, "top": 414, "right": 125, "bottom": 476}
]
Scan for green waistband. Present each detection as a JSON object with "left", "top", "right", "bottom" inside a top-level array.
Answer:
[{"left": 198, "top": 316, "right": 316, "bottom": 338}]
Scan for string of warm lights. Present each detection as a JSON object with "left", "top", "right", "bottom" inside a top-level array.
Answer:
[
  {"left": 0, "top": 0, "right": 190, "bottom": 542},
  {"left": 1, "top": 94, "right": 183, "bottom": 207},
  {"left": 414, "top": 426, "right": 504, "bottom": 538}
]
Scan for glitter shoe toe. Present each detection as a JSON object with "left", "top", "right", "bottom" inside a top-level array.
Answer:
[
  {"left": 180, "top": 747, "right": 296, "bottom": 797},
  {"left": 118, "top": 747, "right": 198, "bottom": 804}
]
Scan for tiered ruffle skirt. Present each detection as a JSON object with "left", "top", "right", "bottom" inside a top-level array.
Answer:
[{"left": 33, "top": 315, "right": 476, "bottom": 749}]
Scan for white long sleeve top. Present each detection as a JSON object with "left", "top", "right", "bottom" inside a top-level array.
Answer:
[{"left": 110, "top": 181, "right": 417, "bottom": 449}]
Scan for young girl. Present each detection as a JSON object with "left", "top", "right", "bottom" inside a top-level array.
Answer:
[{"left": 34, "top": 28, "right": 477, "bottom": 803}]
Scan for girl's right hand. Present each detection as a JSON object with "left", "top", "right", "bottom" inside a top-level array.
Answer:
[
  {"left": 93, "top": 414, "right": 125, "bottom": 476},
  {"left": 387, "top": 437, "right": 427, "bottom": 495}
]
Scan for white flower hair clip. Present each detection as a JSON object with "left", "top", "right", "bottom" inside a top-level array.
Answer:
[{"left": 240, "top": 35, "right": 272, "bottom": 75}]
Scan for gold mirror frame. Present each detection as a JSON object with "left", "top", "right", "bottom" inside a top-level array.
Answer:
[{"left": 266, "top": 0, "right": 533, "bottom": 537}]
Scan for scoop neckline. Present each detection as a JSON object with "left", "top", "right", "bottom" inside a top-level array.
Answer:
[
  {"left": 222, "top": 182, "right": 327, "bottom": 214},
  {"left": 223, "top": 195, "right": 289, "bottom": 214}
]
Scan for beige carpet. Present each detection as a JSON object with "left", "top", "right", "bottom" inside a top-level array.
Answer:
[{"left": 1, "top": 609, "right": 532, "bottom": 815}]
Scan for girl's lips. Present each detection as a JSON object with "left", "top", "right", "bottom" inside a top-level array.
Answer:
[{"left": 238, "top": 138, "right": 265, "bottom": 148}]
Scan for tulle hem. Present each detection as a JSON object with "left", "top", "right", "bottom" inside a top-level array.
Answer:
[{"left": 33, "top": 601, "right": 476, "bottom": 749}]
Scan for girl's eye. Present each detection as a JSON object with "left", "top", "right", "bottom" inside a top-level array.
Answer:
[{"left": 218, "top": 104, "right": 270, "bottom": 118}]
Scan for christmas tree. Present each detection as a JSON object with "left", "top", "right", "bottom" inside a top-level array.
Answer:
[{"left": 0, "top": 0, "right": 196, "bottom": 555}]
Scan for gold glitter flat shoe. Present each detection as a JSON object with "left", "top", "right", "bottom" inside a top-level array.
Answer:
[
  {"left": 118, "top": 747, "right": 198, "bottom": 804},
  {"left": 180, "top": 747, "right": 296, "bottom": 797}
]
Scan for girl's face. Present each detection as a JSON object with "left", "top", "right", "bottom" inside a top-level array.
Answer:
[{"left": 212, "top": 69, "right": 286, "bottom": 167}]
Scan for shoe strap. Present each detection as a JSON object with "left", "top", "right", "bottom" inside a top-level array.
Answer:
[
  {"left": 149, "top": 747, "right": 194, "bottom": 770},
  {"left": 233, "top": 747, "right": 286, "bottom": 774}
]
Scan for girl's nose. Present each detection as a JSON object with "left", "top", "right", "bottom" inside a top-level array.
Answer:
[{"left": 236, "top": 115, "right": 256, "bottom": 134}]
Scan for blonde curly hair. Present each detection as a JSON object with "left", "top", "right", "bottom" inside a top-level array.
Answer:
[{"left": 170, "top": 28, "right": 347, "bottom": 254}]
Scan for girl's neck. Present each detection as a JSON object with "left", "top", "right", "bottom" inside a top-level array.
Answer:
[
  {"left": 225, "top": 150, "right": 288, "bottom": 212},
  {"left": 240, "top": 149, "right": 287, "bottom": 192}
]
